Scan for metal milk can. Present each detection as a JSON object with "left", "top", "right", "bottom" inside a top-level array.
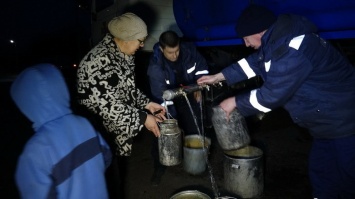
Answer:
[
  {"left": 212, "top": 106, "right": 250, "bottom": 150},
  {"left": 158, "top": 119, "right": 182, "bottom": 166}
]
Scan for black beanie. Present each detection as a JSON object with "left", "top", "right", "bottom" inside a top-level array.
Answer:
[{"left": 236, "top": 5, "right": 277, "bottom": 37}]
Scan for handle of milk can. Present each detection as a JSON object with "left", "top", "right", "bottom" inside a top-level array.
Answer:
[
  {"left": 231, "top": 164, "right": 240, "bottom": 169},
  {"left": 156, "top": 113, "right": 175, "bottom": 128},
  {"left": 167, "top": 112, "right": 175, "bottom": 119}
]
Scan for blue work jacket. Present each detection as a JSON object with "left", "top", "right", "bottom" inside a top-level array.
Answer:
[
  {"left": 223, "top": 14, "right": 355, "bottom": 138},
  {"left": 147, "top": 42, "right": 209, "bottom": 117}
]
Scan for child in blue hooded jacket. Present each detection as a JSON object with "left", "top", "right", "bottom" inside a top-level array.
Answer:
[{"left": 11, "top": 63, "right": 112, "bottom": 199}]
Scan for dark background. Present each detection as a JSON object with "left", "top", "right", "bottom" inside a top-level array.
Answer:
[
  {"left": 1, "top": 1, "right": 354, "bottom": 198},
  {"left": 0, "top": 0, "right": 92, "bottom": 74}
]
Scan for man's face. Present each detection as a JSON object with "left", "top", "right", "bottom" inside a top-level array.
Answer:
[
  {"left": 160, "top": 45, "right": 180, "bottom": 62},
  {"left": 243, "top": 33, "right": 263, "bottom": 50}
]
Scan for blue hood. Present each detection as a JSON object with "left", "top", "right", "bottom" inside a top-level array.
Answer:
[{"left": 10, "top": 63, "right": 71, "bottom": 131}]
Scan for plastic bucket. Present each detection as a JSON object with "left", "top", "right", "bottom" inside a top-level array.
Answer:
[
  {"left": 183, "top": 135, "right": 211, "bottom": 175},
  {"left": 223, "top": 146, "right": 264, "bottom": 198}
]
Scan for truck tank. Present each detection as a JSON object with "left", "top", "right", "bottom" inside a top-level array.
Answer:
[{"left": 173, "top": 0, "right": 355, "bottom": 46}]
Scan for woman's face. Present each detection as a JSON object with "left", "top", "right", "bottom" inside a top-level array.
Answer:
[{"left": 125, "top": 37, "right": 146, "bottom": 55}]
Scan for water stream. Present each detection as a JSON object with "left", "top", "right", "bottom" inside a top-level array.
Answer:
[{"left": 182, "top": 93, "right": 220, "bottom": 199}]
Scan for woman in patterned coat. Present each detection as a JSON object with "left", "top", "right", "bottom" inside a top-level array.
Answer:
[
  {"left": 77, "top": 12, "right": 166, "bottom": 157},
  {"left": 77, "top": 13, "right": 166, "bottom": 197}
]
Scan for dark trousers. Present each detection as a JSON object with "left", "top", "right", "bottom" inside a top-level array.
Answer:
[
  {"left": 151, "top": 134, "right": 165, "bottom": 169},
  {"left": 309, "top": 134, "right": 355, "bottom": 199},
  {"left": 105, "top": 155, "right": 128, "bottom": 199}
]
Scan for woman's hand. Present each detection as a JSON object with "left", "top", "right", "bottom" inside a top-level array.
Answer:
[
  {"left": 145, "top": 102, "right": 166, "bottom": 120},
  {"left": 145, "top": 114, "right": 161, "bottom": 137}
]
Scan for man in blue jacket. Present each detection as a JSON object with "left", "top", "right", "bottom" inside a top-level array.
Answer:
[
  {"left": 11, "top": 64, "right": 112, "bottom": 199},
  {"left": 197, "top": 4, "right": 355, "bottom": 198},
  {"left": 147, "top": 30, "right": 209, "bottom": 185}
]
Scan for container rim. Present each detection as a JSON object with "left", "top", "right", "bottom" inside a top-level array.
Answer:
[
  {"left": 162, "top": 119, "right": 178, "bottom": 124},
  {"left": 170, "top": 190, "right": 211, "bottom": 199},
  {"left": 224, "top": 145, "right": 263, "bottom": 159},
  {"left": 183, "top": 134, "right": 211, "bottom": 148}
]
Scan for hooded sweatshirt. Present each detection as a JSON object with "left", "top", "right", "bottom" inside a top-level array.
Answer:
[
  {"left": 11, "top": 64, "right": 112, "bottom": 199},
  {"left": 222, "top": 14, "right": 355, "bottom": 138}
]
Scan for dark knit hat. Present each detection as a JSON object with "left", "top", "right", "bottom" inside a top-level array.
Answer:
[{"left": 236, "top": 5, "right": 277, "bottom": 37}]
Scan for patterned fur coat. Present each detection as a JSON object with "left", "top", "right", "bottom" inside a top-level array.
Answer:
[{"left": 77, "top": 33, "right": 150, "bottom": 156}]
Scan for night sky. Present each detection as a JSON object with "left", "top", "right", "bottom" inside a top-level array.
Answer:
[{"left": 1, "top": 0, "right": 91, "bottom": 73}]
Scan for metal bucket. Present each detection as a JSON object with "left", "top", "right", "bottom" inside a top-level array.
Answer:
[
  {"left": 223, "top": 146, "right": 264, "bottom": 198},
  {"left": 170, "top": 190, "right": 211, "bottom": 199},
  {"left": 158, "top": 119, "right": 182, "bottom": 166},
  {"left": 211, "top": 106, "right": 250, "bottom": 151},
  {"left": 183, "top": 135, "right": 211, "bottom": 175}
]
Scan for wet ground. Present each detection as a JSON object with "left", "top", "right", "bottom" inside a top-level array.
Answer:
[
  {"left": 1, "top": 76, "right": 313, "bottom": 199},
  {"left": 121, "top": 108, "right": 313, "bottom": 199}
]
